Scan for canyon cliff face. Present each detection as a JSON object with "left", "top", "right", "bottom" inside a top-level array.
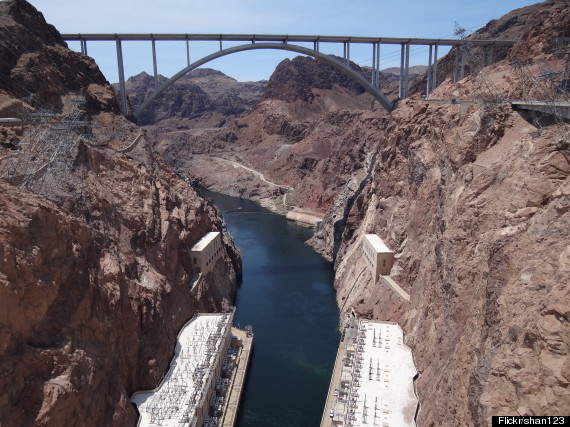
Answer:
[
  {"left": 142, "top": 0, "right": 569, "bottom": 424},
  {"left": 154, "top": 55, "right": 389, "bottom": 214},
  {"left": 324, "top": 100, "right": 569, "bottom": 424},
  {"left": 0, "top": 1, "right": 240, "bottom": 425},
  {"left": 310, "top": 0, "right": 570, "bottom": 424}
]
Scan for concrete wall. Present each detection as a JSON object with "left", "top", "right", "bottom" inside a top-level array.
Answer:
[
  {"left": 362, "top": 234, "right": 394, "bottom": 281},
  {"left": 286, "top": 211, "right": 323, "bottom": 227},
  {"left": 191, "top": 232, "right": 223, "bottom": 274}
]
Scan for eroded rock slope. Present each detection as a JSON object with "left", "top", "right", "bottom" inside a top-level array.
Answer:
[
  {"left": 0, "top": 0, "right": 241, "bottom": 425},
  {"left": 311, "top": 1, "right": 570, "bottom": 423}
]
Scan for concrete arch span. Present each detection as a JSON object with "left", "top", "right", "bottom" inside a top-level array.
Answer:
[{"left": 133, "top": 42, "right": 394, "bottom": 118}]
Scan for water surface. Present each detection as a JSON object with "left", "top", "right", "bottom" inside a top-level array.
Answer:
[{"left": 202, "top": 190, "right": 339, "bottom": 427}]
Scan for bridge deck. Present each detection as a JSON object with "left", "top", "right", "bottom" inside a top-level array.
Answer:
[
  {"left": 62, "top": 33, "right": 517, "bottom": 47},
  {"left": 512, "top": 101, "right": 570, "bottom": 120}
]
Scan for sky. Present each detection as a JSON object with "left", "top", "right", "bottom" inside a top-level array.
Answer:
[{"left": 27, "top": 0, "right": 542, "bottom": 84}]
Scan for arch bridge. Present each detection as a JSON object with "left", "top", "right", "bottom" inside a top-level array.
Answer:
[{"left": 61, "top": 33, "right": 517, "bottom": 117}]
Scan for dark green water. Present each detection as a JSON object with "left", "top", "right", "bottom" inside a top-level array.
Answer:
[{"left": 202, "top": 190, "right": 339, "bottom": 427}]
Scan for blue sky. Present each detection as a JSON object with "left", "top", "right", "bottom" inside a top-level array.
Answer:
[{"left": 27, "top": 0, "right": 541, "bottom": 83}]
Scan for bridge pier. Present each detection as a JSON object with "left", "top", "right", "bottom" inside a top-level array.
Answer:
[
  {"left": 186, "top": 37, "right": 190, "bottom": 66},
  {"left": 399, "top": 43, "right": 411, "bottom": 99},
  {"left": 404, "top": 43, "right": 410, "bottom": 98},
  {"left": 460, "top": 45, "right": 466, "bottom": 80},
  {"left": 432, "top": 44, "right": 438, "bottom": 92},
  {"left": 453, "top": 48, "right": 459, "bottom": 82},
  {"left": 80, "top": 38, "right": 87, "bottom": 55},
  {"left": 427, "top": 45, "right": 433, "bottom": 95},
  {"left": 343, "top": 42, "right": 350, "bottom": 64},
  {"left": 152, "top": 38, "right": 158, "bottom": 92},
  {"left": 399, "top": 44, "right": 405, "bottom": 98},
  {"left": 376, "top": 43, "right": 381, "bottom": 88},
  {"left": 115, "top": 39, "right": 128, "bottom": 115},
  {"left": 371, "top": 43, "right": 380, "bottom": 88}
]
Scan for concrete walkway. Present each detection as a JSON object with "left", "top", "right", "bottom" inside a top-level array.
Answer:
[
  {"left": 220, "top": 327, "right": 253, "bottom": 427},
  {"left": 321, "top": 334, "right": 350, "bottom": 426},
  {"left": 380, "top": 275, "right": 410, "bottom": 302}
]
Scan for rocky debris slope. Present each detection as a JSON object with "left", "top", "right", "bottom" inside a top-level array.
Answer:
[
  {"left": 310, "top": 1, "right": 570, "bottom": 424},
  {"left": 122, "top": 69, "right": 267, "bottom": 126},
  {"left": 0, "top": 1, "right": 241, "bottom": 425}
]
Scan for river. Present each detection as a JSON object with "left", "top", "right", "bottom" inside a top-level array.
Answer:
[{"left": 202, "top": 190, "right": 340, "bottom": 427}]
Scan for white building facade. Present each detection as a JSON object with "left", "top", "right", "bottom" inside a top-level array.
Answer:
[
  {"left": 190, "top": 231, "right": 223, "bottom": 275},
  {"left": 362, "top": 234, "right": 394, "bottom": 281}
]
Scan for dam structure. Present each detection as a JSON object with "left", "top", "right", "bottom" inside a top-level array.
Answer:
[
  {"left": 131, "top": 310, "right": 253, "bottom": 427},
  {"left": 321, "top": 316, "right": 418, "bottom": 427}
]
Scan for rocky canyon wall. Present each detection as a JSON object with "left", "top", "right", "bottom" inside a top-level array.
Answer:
[
  {"left": 0, "top": 0, "right": 241, "bottom": 425},
  {"left": 310, "top": 1, "right": 570, "bottom": 423},
  {"left": 325, "top": 99, "right": 569, "bottom": 424}
]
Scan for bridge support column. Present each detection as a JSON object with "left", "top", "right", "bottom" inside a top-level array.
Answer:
[
  {"left": 399, "top": 43, "right": 405, "bottom": 98},
  {"left": 404, "top": 42, "right": 410, "bottom": 98},
  {"left": 371, "top": 43, "right": 381, "bottom": 88},
  {"left": 80, "top": 38, "right": 87, "bottom": 55},
  {"left": 375, "top": 43, "right": 380, "bottom": 88},
  {"left": 482, "top": 46, "right": 487, "bottom": 67},
  {"left": 460, "top": 45, "right": 466, "bottom": 80},
  {"left": 488, "top": 46, "right": 494, "bottom": 65},
  {"left": 314, "top": 41, "right": 319, "bottom": 52},
  {"left": 427, "top": 45, "right": 433, "bottom": 96},
  {"left": 186, "top": 37, "right": 190, "bottom": 66},
  {"left": 343, "top": 42, "right": 350, "bottom": 64},
  {"left": 432, "top": 44, "right": 438, "bottom": 91},
  {"left": 453, "top": 47, "right": 459, "bottom": 82},
  {"left": 372, "top": 43, "right": 377, "bottom": 87},
  {"left": 115, "top": 39, "right": 128, "bottom": 115},
  {"left": 152, "top": 38, "right": 158, "bottom": 92}
]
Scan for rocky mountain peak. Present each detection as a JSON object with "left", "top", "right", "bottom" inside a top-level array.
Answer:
[
  {"left": 0, "top": 0, "right": 114, "bottom": 114},
  {"left": 124, "top": 68, "right": 267, "bottom": 126},
  {"left": 261, "top": 55, "right": 369, "bottom": 103}
]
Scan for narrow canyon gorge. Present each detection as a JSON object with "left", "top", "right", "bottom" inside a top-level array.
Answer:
[{"left": 0, "top": 0, "right": 568, "bottom": 425}]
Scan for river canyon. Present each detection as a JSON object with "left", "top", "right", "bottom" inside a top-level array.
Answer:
[{"left": 0, "top": 0, "right": 569, "bottom": 425}]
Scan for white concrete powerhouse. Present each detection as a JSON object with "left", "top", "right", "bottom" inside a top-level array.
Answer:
[
  {"left": 191, "top": 231, "right": 223, "bottom": 274},
  {"left": 362, "top": 234, "right": 394, "bottom": 281},
  {"left": 131, "top": 312, "right": 233, "bottom": 427},
  {"left": 324, "top": 319, "right": 419, "bottom": 427}
]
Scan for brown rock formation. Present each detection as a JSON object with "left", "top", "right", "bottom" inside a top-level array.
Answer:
[
  {"left": 309, "top": 2, "right": 570, "bottom": 423},
  {"left": 148, "top": 0, "right": 570, "bottom": 423},
  {"left": 0, "top": 0, "right": 118, "bottom": 115},
  {"left": 152, "top": 55, "right": 390, "bottom": 214},
  {"left": 0, "top": 1, "right": 241, "bottom": 425},
  {"left": 324, "top": 100, "right": 569, "bottom": 424},
  {"left": 0, "top": 144, "right": 240, "bottom": 425},
  {"left": 122, "top": 69, "right": 267, "bottom": 126}
]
